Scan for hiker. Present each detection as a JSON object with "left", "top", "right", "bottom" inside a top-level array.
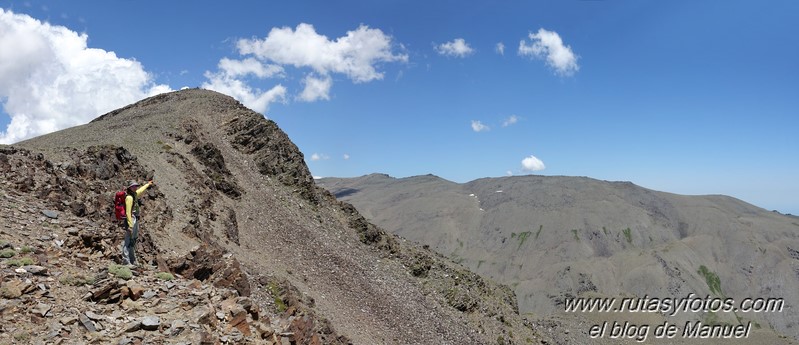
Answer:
[{"left": 122, "top": 180, "right": 154, "bottom": 267}]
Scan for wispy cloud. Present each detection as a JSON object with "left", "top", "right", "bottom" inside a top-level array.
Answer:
[
  {"left": 519, "top": 28, "right": 579, "bottom": 76},
  {"left": 436, "top": 38, "right": 474, "bottom": 58},
  {"left": 298, "top": 74, "right": 332, "bottom": 102},
  {"left": 495, "top": 42, "right": 505, "bottom": 55},
  {"left": 343, "top": 153, "right": 350, "bottom": 160},
  {"left": 0, "top": 9, "right": 171, "bottom": 144},
  {"left": 521, "top": 154, "right": 546, "bottom": 171},
  {"left": 310, "top": 153, "right": 330, "bottom": 161},
  {"left": 471, "top": 120, "right": 490, "bottom": 132},
  {"left": 502, "top": 115, "right": 519, "bottom": 127}
]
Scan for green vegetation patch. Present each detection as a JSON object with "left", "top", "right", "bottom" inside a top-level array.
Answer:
[
  {"left": 698, "top": 265, "right": 723, "bottom": 296},
  {"left": 6, "top": 257, "right": 35, "bottom": 267},
  {"left": 108, "top": 264, "right": 133, "bottom": 280},
  {"left": 516, "top": 231, "right": 532, "bottom": 249},
  {"left": 156, "top": 272, "right": 175, "bottom": 281},
  {"left": 0, "top": 248, "right": 16, "bottom": 258},
  {"left": 602, "top": 226, "right": 609, "bottom": 236},
  {"left": 13, "top": 332, "right": 30, "bottom": 342},
  {"left": 622, "top": 228, "right": 633, "bottom": 244},
  {"left": 267, "top": 282, "right": 287, "bottom": 313},
  {"left": 572, "top": 229, "right": 580, "bottom": 241},
  {"left": 19, "top": 246, "right": 34, "bottom": 254},
  {"left": 59, "top": 274, "right": 96, "bottom": 286},
  {"left": 0, "top": 285, "right": 20, "bottom": 298},
  {"left": 534, "top": 225, "right": 543, "bottom": 240}
]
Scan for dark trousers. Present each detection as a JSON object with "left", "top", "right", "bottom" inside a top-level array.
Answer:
[{"left": 122, "top": 216, "right": 139, "bottom": 265}]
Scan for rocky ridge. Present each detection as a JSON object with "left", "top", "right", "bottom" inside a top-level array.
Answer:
[{"left": 2, "top": 89, "right": 544, "bottom": 344}]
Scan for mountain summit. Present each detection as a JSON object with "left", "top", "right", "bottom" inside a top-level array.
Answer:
[{"left": 2, "top": 89, "right": 537, "bottom": 344}]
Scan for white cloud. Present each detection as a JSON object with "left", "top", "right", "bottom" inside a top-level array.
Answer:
[
  {"left": 204, "top": 23, "right": 406, "bottom": 109},
  {"left": 496, "top": 42, "right": 505, "bottom": 55},
  {"left": 471, "top": 120, "right": 490, "bottom": 132},
  {"left": 238, "top": 23, "right": 407, "bottom": 83},
  {"left": 502, "top": 115, "right": 519, "bottom": 127},
  {"left": 506, "top": 170, "right": 513, "bottom": 176},
  {"left": 435, "top": 38, "right": 474, "bottom": 58},
  {"left": 518, "top": 28, "right": 579, "bottom": 76},
  {"left": 343, "top": 153, "right": 350, "bottom": 160},
  {"left": 217, "top": 57, "right": 283, "bottom": 78},
  {"left": 310, "top": 153, "right": 329, "bottom": 161},
  {"left": 298, "top": 74, "right": 332, "bottom": 102},
  {"left": 521, "top": 155, "right": 546, "bottom": 171},
  {"left": 202, "top": 71, "right": 287, "bottom": 114},
  {"left": 202, "top": 56, "right": 288, "bottom": 114},
  {"left": 0, "top": 9, "right": 172, "bottom": 144}
]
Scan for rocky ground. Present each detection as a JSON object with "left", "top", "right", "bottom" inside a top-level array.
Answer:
[{"left": 0, "top": 184, "right": 342, "bottom": 344}]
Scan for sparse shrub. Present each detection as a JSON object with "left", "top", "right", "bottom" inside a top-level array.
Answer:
[
  {"left": 108, "top": 264, "right": 133, "bottom": 280},
  {"left": 602, "top": 226, "right": 609, "bottom": 235},
  {"left": 13, "top": 332, "right": 30, "bottom": 342},
  {"left": 572, "top": 229, "right": 580, "bottom": 241},
  {"left": 497, "top": 335, "right": 506, "bottom": 345},
  {"left": 698, "top": 265, "right": 723, "bottom": 296},
  {"left": 0, "top": 286, "right": 20, "bottom": 298},
  {"left": 156, "top": 272, "right": 174, "bottom": 281},
  {"left": 7, "top": 257, "right": 35, "bottom": 267},
  {"left": 19, "top": 246, "right": 34, "bottom": 254},
  {"left": 622, "top": 228, "right": 633, "bottom": 244},
  {"left": 0, "top": 248, "right": 15, "bottom": 258},
  {"left": 517, "top": 231, "right": 532, "bottom": 249},
  {"left": 162, "top": 144, "right": 173, "bottom": 151},
  {"left": 267, "top": 282, "right": 287, "bottom": 312}
]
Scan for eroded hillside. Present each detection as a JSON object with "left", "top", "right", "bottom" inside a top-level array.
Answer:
[{"left": 1, "top": 89, "right": 544, "bottom": 344}]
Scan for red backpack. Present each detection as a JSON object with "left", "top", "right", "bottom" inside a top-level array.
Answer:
[{"left": 114, "top": 191, "right": 127, "bottom": 220}]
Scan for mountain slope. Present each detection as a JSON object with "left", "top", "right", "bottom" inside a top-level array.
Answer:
[
  {"left": 3, "top": 89, "right": 538, "bottom": 344},
  {"left": 318, "top": 173, "right": 799, "bottom": 340}
]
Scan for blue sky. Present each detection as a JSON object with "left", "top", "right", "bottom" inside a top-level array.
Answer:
[{"left": 1, "top": 1, "right": 797, "bottom": 214}]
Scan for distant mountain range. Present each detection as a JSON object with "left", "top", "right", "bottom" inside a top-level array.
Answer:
[{"left": 318, "top": 173, "right": 799, "bottom": 340}]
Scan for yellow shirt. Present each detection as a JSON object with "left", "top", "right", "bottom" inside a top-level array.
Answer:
[{"left": 125, "top": 182, "right": 153, "bottom": 227}]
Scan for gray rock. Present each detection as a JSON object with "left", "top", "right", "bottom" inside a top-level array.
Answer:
[
  {"left": 169, "top": 319, "right": 186, "bottom": 336},
  {"left": 123, "top": 320, "right": 141, "bottom": 333},
  {"left": 229, "top": 329, "right": 244, "bottom": 342},
  {"left": 79, "top": 313, "right": 96, "bottom": 332},
  {"left": 32, "top": 303, "right": 52, "bottom": 317},
  {"left": 41, "top": 210, "right": 59, "bottom": 219},
  {"left": 60, "top": 315, "right": 79, "bottom": 325},
  {"left": 85, "top": 310, "right": 104, "bottom": 321},
  {"left": 47, "top": 322, "right": 62, "bottom": 339},
  {"left": 143, "top": 290, "right": 157, "bottom": 299},
  {"left": 141, "top": 315, "right": 160, "bottom": 331},
  {"left": 23, "top": 265, "right": 48, "bottom": 276},
  {"left": 118, "top": 336, "right": 133, "bottom": 345}
]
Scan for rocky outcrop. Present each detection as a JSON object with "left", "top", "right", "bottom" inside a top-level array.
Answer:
[
  {"left": 169, "top": 244, "right": 251, "bottom": 297},
  {"left": 223, "top": 110, "right": 318, "bottom": 204}
]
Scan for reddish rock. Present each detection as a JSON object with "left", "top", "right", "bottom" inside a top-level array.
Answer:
[
  {"left": 228, "top": 308, "right": 251, "bottom": 336},
  {"left": 128, "top": 284, "right": 144, "bottom": 301}
]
